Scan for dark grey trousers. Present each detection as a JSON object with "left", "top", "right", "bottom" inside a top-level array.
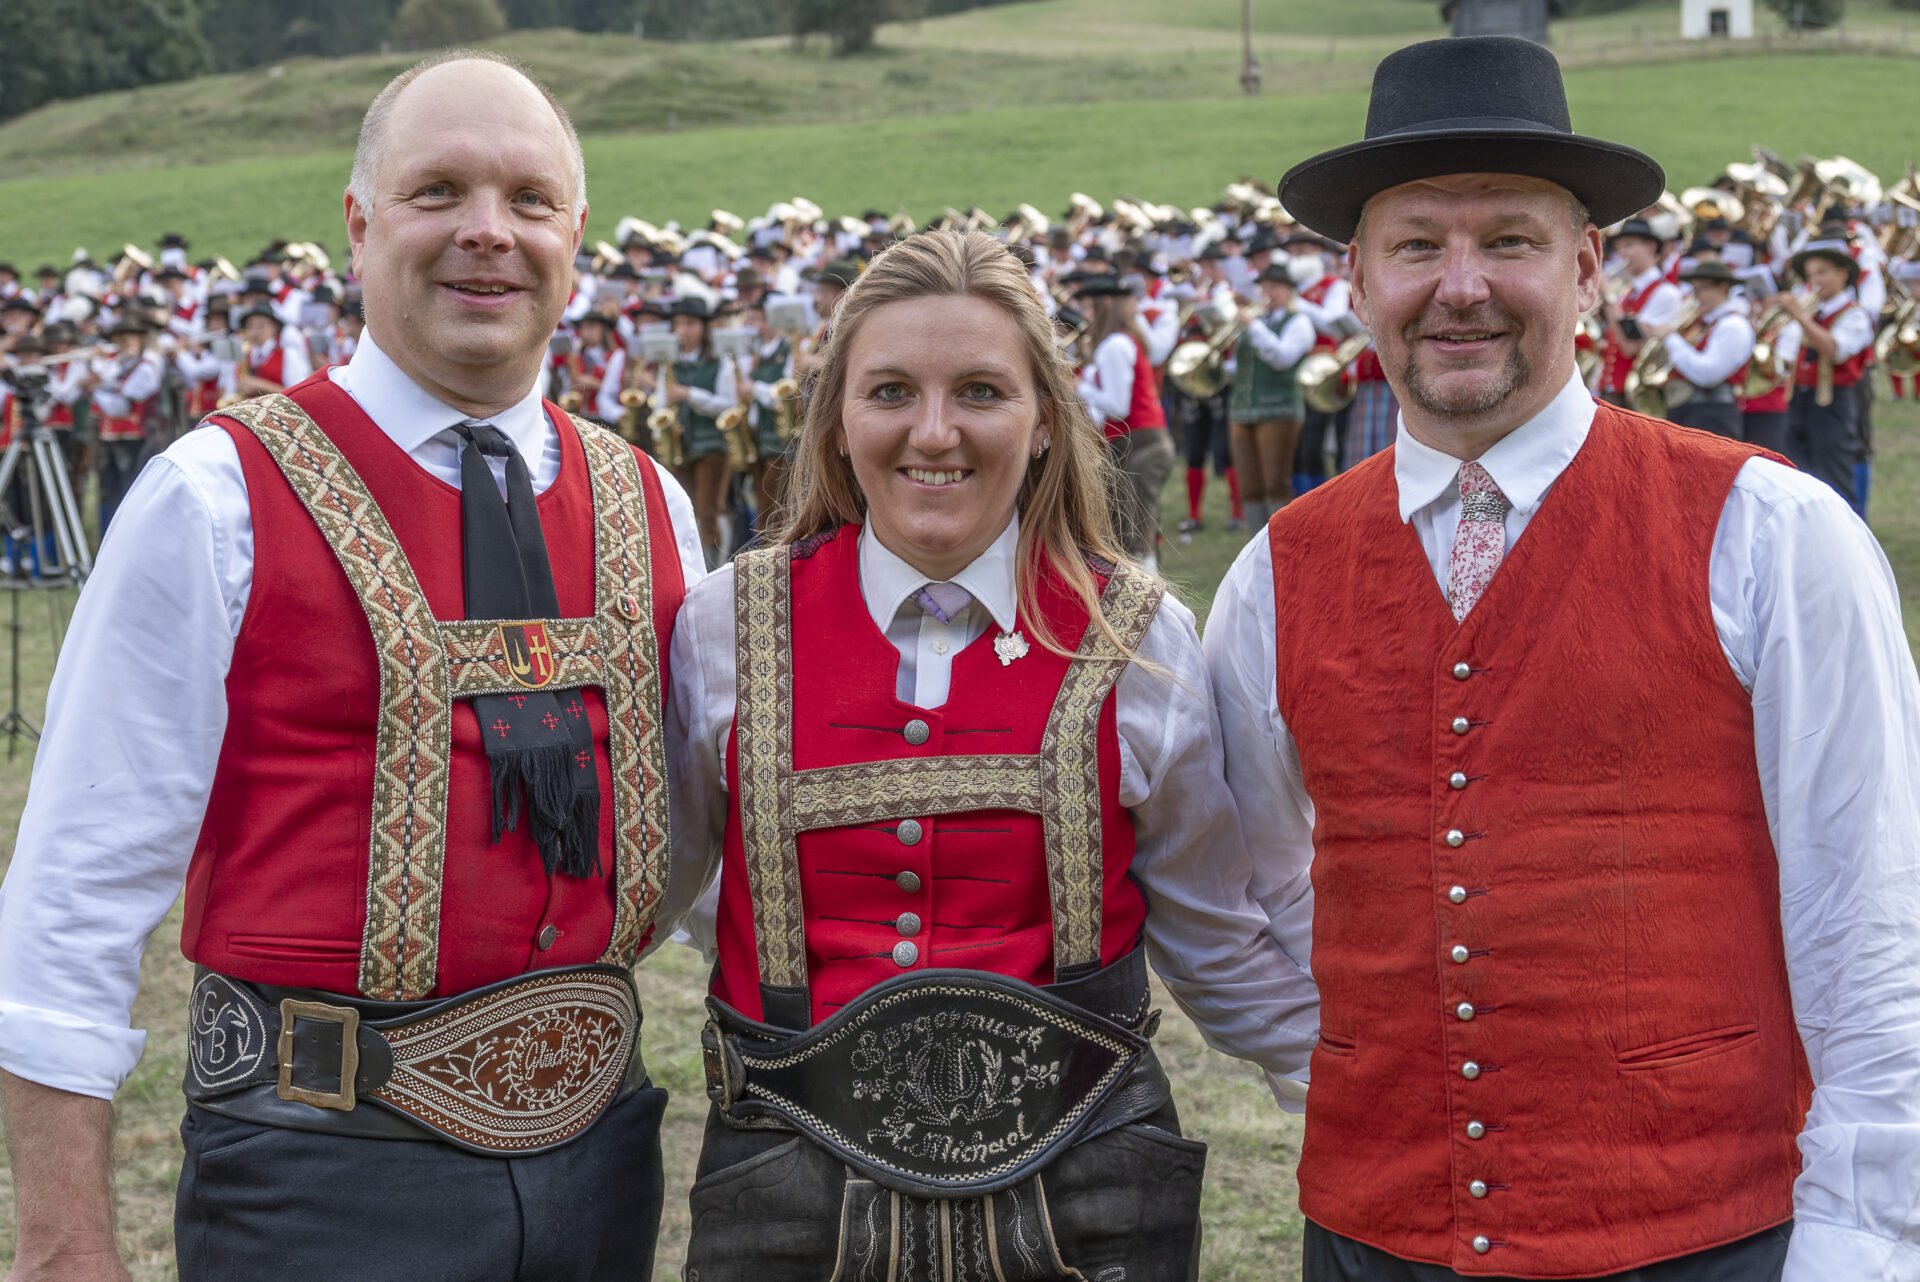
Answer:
[
  {"left": 1786, "top": 386, "right": 1862, "bottom": 508},
  {"left": 1108, "top": 428, "right": 1176, "bottom": 563},
  {"left": 174, "top": 1085, "right": 667, "bottom": 1281},
  {"left": 1304, "top": 1221, "right": 1790, "bottom": 1282},
  {"left": 1668, "top": 399, "right": 1742, "bottom": 439}
]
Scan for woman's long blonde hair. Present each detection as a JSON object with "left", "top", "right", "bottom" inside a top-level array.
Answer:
[{"left": 777, "top": 229, "right": 1149, "bottom": 662}]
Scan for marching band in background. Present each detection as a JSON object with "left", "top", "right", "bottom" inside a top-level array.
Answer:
[{"left": 3, "top": 145, "right": 1919, "bottom": 568}]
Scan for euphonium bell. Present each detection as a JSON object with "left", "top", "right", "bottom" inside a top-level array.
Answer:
[
  {"left": 718, "top": 403, "right": 757, "bottom": 469},
  {"left": 618, "top": 387, "right": 648, "bottom": 408},
  {"left": 558, "top": 388, "right": 584, "bottom": 412}
]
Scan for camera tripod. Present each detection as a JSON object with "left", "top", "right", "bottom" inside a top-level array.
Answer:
[{"left": 0, "top": 389, "right": 92, "bottom": 759}]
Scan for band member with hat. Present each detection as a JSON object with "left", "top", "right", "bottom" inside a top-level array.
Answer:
[
  {"left": 1229, "top": 262, "right": 1316, "bottom": 531},
  {"left": 670, "top": 229, "right": 1315, "bottom": 1282},
  {"left": 85, "top": 315, "right": 166, "bottom": 529},
  {"left": 1209, "top": 34, "right": 1920, "bottom": 1281},
  {"left": 1773, "top": 232, "right": 1875, "bottom": 512},
  {"left": 0, "top": 51, "right": 705, "bottom": 1280},
  {"left": 739, "top": 296, "right": 798, "bottom": 533},
  {"left": 631, "top": 295, "right": 737, "bottom": 568},
  {"left": 1075, "top": 273, "right": 1175, "bottom": 569},
  {"left": 227, "top": 303, "right": 312, "bottom": 403},
  {"left": 1655, "top": 259, "right": 1755, "bottom": 439},
  {"left": 1598, "top": 217, "right": 1682, "bottom": 407}
]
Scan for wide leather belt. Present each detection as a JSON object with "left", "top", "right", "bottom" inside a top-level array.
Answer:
[
  {"left": 702, "top": 967, "right": 1169, "bottom": 1198},
  {"left": 183, "top": 964, "right": 642, "bottom": 1156}
]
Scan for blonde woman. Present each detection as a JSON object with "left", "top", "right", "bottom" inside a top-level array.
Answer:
[{"left": 666, "top": 230, "right": 1316, "bottom": 1280}]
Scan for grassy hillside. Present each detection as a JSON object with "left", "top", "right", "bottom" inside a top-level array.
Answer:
[{"left": 4, "top": 51, "right": 1918, "bottom": 273}]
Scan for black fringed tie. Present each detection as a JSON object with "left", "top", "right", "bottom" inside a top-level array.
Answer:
[{"left": 449, "top": 420, "right": 601, "bottom": 878}]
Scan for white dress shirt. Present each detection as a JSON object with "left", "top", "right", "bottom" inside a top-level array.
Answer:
[
  {"left": 1204, "top": 368, "right": 1920, "bottom": 1280},
  {"left": 1663, "top": 300, "right": 1756, "bottom": 389},
  {"left": 1246, "top": 309, "right": 1317, "bottom": 372},
  {"left": 1814, "top": 289, "right": 1876, "bottom": 365},
  {"left": 1625, "top": 265, "right": 1684, "bottom": 329},
  {"left": 1076, "top": 332, "right": 1141, "bottom": 428},
  {"left": 1292, "top": 274, "right": 1353, "bottom": 337},
  {"left": 665, "top": 518, "right": 1321, "bottom": 1086},
  {"left": 0, "top": 329, "right": 705, "bottom": 1099},
  {"left": 88, "top": 352, "right": 163, "bottom": 418}
]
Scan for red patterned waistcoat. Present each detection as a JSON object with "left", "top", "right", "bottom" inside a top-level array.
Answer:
[
  {"left": 1271, "top": 404, "right": 1810, "bottom": 1276},
  {"left": 712, "top": 527, "right": 1155, "bottom": 1027},
  {"left": 188, "top": 376, "right": 684, "bottom": 1000}
]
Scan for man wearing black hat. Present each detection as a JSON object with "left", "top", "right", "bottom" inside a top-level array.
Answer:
[
  {"left": 1770, "top": 232, "right": 1876, "bottom": 513},
  {"left": 82, "top": 315, "right": 167, "bottom": 528},
  {"left": 1206, "top": 34, "right": 1920, "bottom": 1282},
  {"left": 1654, "top": 260, "right": 1755, "bottom": 439}
]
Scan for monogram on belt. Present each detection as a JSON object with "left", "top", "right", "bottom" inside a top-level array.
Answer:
[
  {"left": 184, "top": 965, "right": 641, "bottom": 1155},
  {"left": 701, "top": 967, "right": 1167, "bottom": 1199}
]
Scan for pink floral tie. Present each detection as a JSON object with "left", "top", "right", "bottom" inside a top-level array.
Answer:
[{"left": 1447, "top": 461, "right": 1510, "bottom": 622}]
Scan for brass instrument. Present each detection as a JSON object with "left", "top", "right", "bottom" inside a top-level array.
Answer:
[
  {"left": 112, "top": 243, "right": 154, "bottom": 290},
  {"left": 1298, "top": 332, "right": 1373, "bottom": 415},
  {"left": 215, "top": 338, "right": 257, "bottom": 408},
  {"left": 1623, "top": 300, "right": 1702, "bottom": 419},
  {"left": 1679, "top": 187, "right": 1744, "bottom": 226},
  {"left": 1165, "top": 304, "right": 1252, "bottom": 399},
  {"left": 647, "top": 359, "right": 684, "bottom": 469},
  {"left": 557, "top": 351, "right": 586, "bottom": 412},
  {"left": 1742, "top": 299, "right": 1806, "bottom": 401},
  {"left": 769, "top": 376, "right": 802, "bottom": 443},
  {"left": 719, "top": 352, "right": 758, "bottom": 468},
  {"left": 1576, "top": 313, "right": 1606, "bottom": 385},
  {"left": 1875, "top": 298, "right": 1920, "bottom": 378}
]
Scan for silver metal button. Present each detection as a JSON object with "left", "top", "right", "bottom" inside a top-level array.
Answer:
[
  {"left": 1469, "top": 1179, "right": 1489, "bottom": 1198},
  {"left": 895, "top": 870, "right": 922, "bottom": 893},
  {"left": 1451, "top": 944, "right": 1470, "bottom": 964},
  {"left": 896, "top": 912, "right": 922, "bottom": 937},
  {"left": 1456, "top": 1002, "right": 1476, "bottom": 1021},
  {"left": 1448, "top": 885, "right": 1468, "bottom": 904},
  {"left": 536, "top": 924, "right": 557, "bottom": 950},
  {"left": 1453, "top": 662, "right": 1472, "bottom": 680},
  {"left": 892, "top": 941, "right": 918, "bottom": 966},
  {"left": 1450, "top": 771, "right": 1469, "bottom": 790},
  {"left": 896, "top": 819, "right": 924, "bottom": 846},
  {"left": 1451, "top": 716, "right": 1471, "bottom": 735},
  {"left": 1445, "top": 829, "right": 1466, "bottom": 848},
  {"left": 904, "top": 719, "right": 931, "bottom": 746},
  {"left": 1461, "top": 1061, "right": 1481, "bottom": 1080},
  {"left": 1466, "top": 1120, "right": 1486, "bottom": 1139},
  {"left": 1472, "top": 1235, "right": 1491, "bottom": 1254}
]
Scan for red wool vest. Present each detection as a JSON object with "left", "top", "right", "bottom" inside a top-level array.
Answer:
[
  {"left": 712, "top": 527, "right": 1145, "bottom": 1025},
  {"left": 1794, "top": 302, "right": 1870, "bottom": 389},
  {"left": 1270, "top": 405, "right": 1810, "bottom": 1276},
  {"left": 252, "top": 344, "right": 287, "bottom": 388},
  {"left": 1099, "top": 333, "right": 1166, "bottom": 440},
  {"left": 1600, "top": 278, "right": 1663, "bottom": 394},
  {"left": 1300, "top": 275, "right": 1341, "bottom": 352},
  {"left": 185, "top": 375, "right": 685, "bottom": 996}
]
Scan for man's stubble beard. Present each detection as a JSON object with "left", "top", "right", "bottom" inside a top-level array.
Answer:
[{"left": 1396, "top": 315, "right": 1533, "bottom": 421}]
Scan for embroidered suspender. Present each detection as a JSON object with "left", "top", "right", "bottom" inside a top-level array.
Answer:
[
  {"left": 224, "top": 394, "right": 670, "bottom": 999},
  {"left": 731, "top": 544, "right": 1162, "bottom": 997}
]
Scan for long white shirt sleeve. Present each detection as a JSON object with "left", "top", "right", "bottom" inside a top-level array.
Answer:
[
  {"left": 1075, "top": 332, "right": 1138, "bottom": 425},
  {"left": 1139, "top": 298, "right": 1181, "bottom": 366},
  {"left": 1204, "top": 368, "right": 1920, "bottom": 1280},
  {"left": 682, "top": 353, "right": 737, "bottom": 417},
  {"left": 1663, "top": 304, "right": 1756, "bottom": 389},
  {"left": 0, "top": 328, "right": 705, "bottom": 1099},
  {"left": 1816, "top": 291, "right": 1876, "bottom": 364},
  {"left": 666, "top": 518, "right": 1321, "bottom": 1080},
  {"left": 1246, "top": 310, "right": 1317, "bottom": 372},
  {"left": 1293, "top": 275, "right": 1352, "bottom": 335},
  {"left": 88, "top": 353, "right": 163, "bottom": 418},
  {"left": 593, "top": 347, "right": 627, "bottom": 424}
]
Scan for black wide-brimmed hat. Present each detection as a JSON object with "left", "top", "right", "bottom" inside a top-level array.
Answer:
[
  {"left": 1279, "top": 36, "right": 1663, "bottom": 242},
  {"left": 1679, "top": 260, "right": 1736, "bottom": 286},
  {"left": 1605, "top": 218, "right": 1664, "bottom": 249},
  {"left": 1257, "top": 262, "right": 1298, "bottom": 286},
  {"left": 1073, "top": 274, "right": 1134, "bottom": 298},
  {"left": 1789, "top": 238, "right": 1861, "bottom": 288}
]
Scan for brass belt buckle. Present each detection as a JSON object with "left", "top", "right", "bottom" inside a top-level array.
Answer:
[{"left": 276, "top": 999, "right": 361, "bottom": 1112}]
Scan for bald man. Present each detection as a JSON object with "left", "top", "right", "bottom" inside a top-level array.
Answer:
[{"left": 0, "top": 53, "right": 704, "bottom": 1280}]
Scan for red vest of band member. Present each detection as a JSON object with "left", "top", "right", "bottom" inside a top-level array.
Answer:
[
  {"left": 1794, "top": 302, "right": 1870, "bottom": 390},
  {"left": 1270, "top": 404, "right": 1810, "bottom": 1277},
  {"left": 1300, "top": 275, "right": 1341, "bottom": 352},
  {"left": 1600, "top": 277, "right": 1664, "bottom": 394},
  {"left": 252, "top": 343, "right": 288, "bottom": 389},
  {"left": 184, "top": 374, "right": 684, "bottom": 996},
  {"left": 711, "top": 526, "right": 1145, "bottom": 1025},
  {"left": 1098, "top": 333, "right": 1166, "bottom": 441},
  {"left": 95, "top": 356, "right": 157, "bottom": 441}
]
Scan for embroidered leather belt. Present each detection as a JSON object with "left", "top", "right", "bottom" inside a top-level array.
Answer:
[
  {"left": 701, "top": 968, "right": 1169, "bottom": 1198},
  {"left": 182, "top": 964, "right": 643, "bottom": 1156}
]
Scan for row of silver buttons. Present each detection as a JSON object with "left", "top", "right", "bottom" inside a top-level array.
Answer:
[{"left": 1450, "top": 660, "right": 1496, "bottom": 1257}]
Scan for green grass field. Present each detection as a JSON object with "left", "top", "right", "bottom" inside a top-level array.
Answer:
[{"left": 1, "top": 397, "right": 1917, "bottom": 1278}]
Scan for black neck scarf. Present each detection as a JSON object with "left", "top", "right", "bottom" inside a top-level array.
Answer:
[{"left": 449, "top": 421, "right": 600, "bottom": 878}]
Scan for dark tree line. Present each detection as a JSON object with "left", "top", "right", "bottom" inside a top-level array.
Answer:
[{"left": 0, "top": 0, "right": 1030, "bottom": 121}]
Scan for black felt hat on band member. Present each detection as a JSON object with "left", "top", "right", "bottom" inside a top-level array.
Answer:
[
  {"left": 1278, "top": 36, "right": 1665, "bottom": 243},
  {"left": 1789, "top": 239, "right": 1862, "bottom": 288},
  {"left": 1605, "top": 218, "right": 1664, "bottom": 249},
  {"left": 1678, "top": 260, "right": 1736, "bottom": 286}
]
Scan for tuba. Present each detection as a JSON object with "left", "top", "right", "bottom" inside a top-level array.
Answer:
[
  {"left": 1165, "top": 304, "right": 1251, "bottom": 399},
  {"left": 1297, "top": 332, "right": 1373, "bottom": 415},
  {"left": 1624, "top": 300, "right": 1702, "bottom": 419},
  {"left": 1875, "top": 298, "right": 1920, "bottom": 378}
]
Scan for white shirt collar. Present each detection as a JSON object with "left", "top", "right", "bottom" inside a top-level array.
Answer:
[
  {"left": 328, "top": 326, "right": 549, "bottom": 461},
  {"left": 1630, "top": 265, "right": 1665, "bottom": 292},
  {"left": 1817, "top": 288, "right": 1858, "bottom": 319},
  {"left": 858, "top": 516, "right": 1021, "bottom": 636},
  {"left": 1394, "top": 368, "right": 1596, "bottom": 524}
]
